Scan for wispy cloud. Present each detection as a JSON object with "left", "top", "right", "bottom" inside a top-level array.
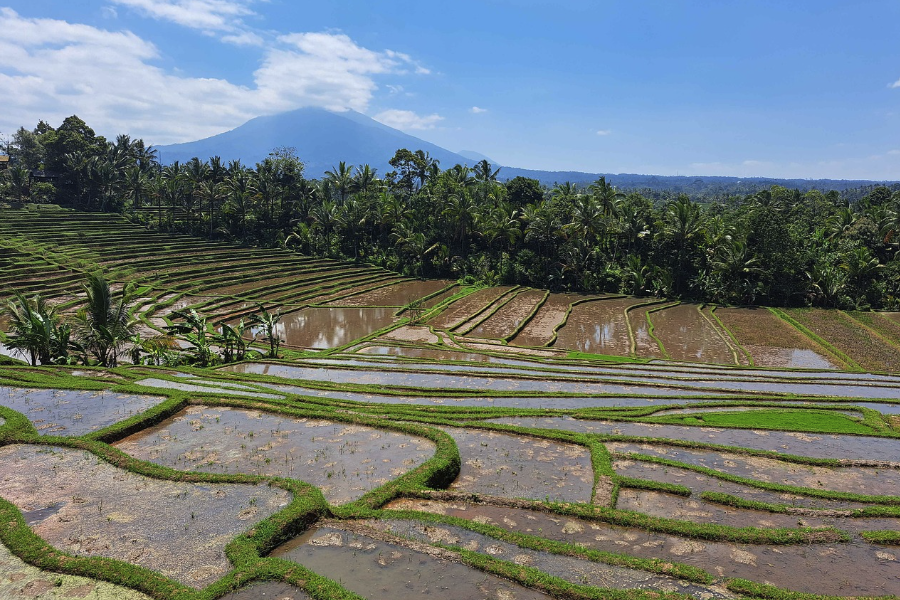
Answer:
[
  {"left": 109, "top": 0, "right": 257, "bottom": 32},
  {"left": 0, "top": 8, "right": 432, "bottom": 144},
  {"left": 596, "top": 129, "right": 611, "bottom": 136},
  {"left": 373, "top": 109, "right": 444, "bottom": 131},
  {"left": 470, "top": 106, "right": 488, "bottom": 114}
]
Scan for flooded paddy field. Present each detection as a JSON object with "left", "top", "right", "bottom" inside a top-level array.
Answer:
[
  {"left": 224, "top": 360, "right": 900, "bottom": 398},
  {"left": 385, "top": 499, "right": 900, "bottom": 597},
  {"left": 219, "top": 582, "right": 310, "bottom": 600},
  {"left": 439, "top": 427, "right": 594, "bottom": 502},
  {"left": 467, "top": 289, "right": 547, "bottom": 339},
  {"left": 490, "top": 416, "right": 900, "bottom": 461},
  {"left": 372, "top": 519, "right": 733, "bottom": 599},
  {"left": 223, "top": 362, "right": 729, "bottom": 396},
  {"left": 649, "top": 304, "right": 737, "bottom": 365},
  {"left": 509, "top": 293, "right": 581, "bottom": 347},
  {"left": 0, "top": 386, "right": 166, "bottom": 435},
  {"left": 0, "top": 444, "right": 291, "bottom": 588},
  {"left": 328, "top": 279, "right": 453, "bottom": 307},
  {"left": 785, "top": 308, "right": 900, "bottom": 373},
  {"left": 611, "top": 459, "right": 877, "bottom": 511},
  {"left": 267, "top": 307, "right": 398, "bottom": 349},
  {"left": 259, "top": 382, "right": 714, "bottom": 408},
  {"left": 114, "top": 405, "right": 435, "bottom": 504},
  {"left": 552, "top": 297, "right": 646, "bottom": 356},
  {"left": 715, "top": 307, "right": 837, "bottom": 369},
  {"left": 608, "top": 442, "right": 900, "bottom": 496},
  {"left": 272, "top": 524, "right": 551, "bottom": 600},
  {"left": 428, "top": 287, "right": 514, "bottom": 330}
]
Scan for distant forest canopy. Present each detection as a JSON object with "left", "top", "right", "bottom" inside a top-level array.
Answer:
[{"left": 2, "top": 115, "right": 900, "bottom": 310}]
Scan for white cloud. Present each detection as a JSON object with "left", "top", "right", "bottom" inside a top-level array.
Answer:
[
  {"left": 0, "top": 8, "right": 430, "bottom": 144},
  {"left": 221, "top": 31, "right": 264, "bottom": 46},
  {"left": 891, "top": 78, "right": 900, "bottom": 89},
  {"left": 596, "top": 129, "right": 611, "bottom": 136},
  {"left": 373, "top": 109, "right": 444, "bottom": 131},
  {"left": 109, "top": 0, "right": 256, "bottom": 32},
  {"left": 470, "top": 106, "right": 488, "bottom": 114}
]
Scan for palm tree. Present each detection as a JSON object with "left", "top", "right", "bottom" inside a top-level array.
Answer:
[
  {"left": 73, "top": 273, "right": 136, "bottom": 367},
  {"left": 324, "top": 161, "right": 355, "bottom": 204},
  {"left": 6, "top": 166, "right": 30, "bottom": 201}
]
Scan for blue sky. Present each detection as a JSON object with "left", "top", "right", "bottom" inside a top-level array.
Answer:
[{"left": 3, "top": 1, "right": 900, "bottom": 179}]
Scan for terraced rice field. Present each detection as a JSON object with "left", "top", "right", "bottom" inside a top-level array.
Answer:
[{"left": 1, "top": 207, "right": 900, "bottom": 599}]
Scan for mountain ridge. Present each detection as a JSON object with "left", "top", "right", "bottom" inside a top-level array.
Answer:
[{"left": 155, "top": 108, "right": 898, "bottom": 193}]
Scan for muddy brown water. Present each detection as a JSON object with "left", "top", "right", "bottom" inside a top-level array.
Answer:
[
  {"left": 438, "top": 427, "right": 593, "bottom": 502},
  {"left": 114, "top": 405, "right": 435, "bottom": 505},
  {"left": 372, "top": 519, "right": 734, "bottom": 599},
  {"left": 629, "top": 305, "right": 667, "bottom": 359},
  {"left": 264, "top": 307, "right": 397, "bottom": 349},
  {"left": 429, "top": 287, "right": 514, "bottom": 330},
  {"left": 489, "top": 416, "right": 900, "bottom": 462},
  {"left": 716, "top": 307, "right": 837, "bottom": 369},
  {"left": 329, "top": 279, "right": 453, "bottom": 307},
  {"left": 509, "top": 293, "right": 580, "bottom": 347},
  {"left": 0, "top": 386, "right": 167, "bottom": 436},
  {"left": 0, "top": 444, "right": 291, "bottom": 588},
  {"left": 553, "top": 298, "right": 646, "bottom": 356},
  {"left": 649, "top": 304, "right": 737, "bottom": 365},
  {"left": 0, "top": 539, "right": 152, "bottom": 600},
  {"left": 272, "top": 525, "right": 551, "bottom": 600},
  {"left": 468, "top": 289, "right": 547, "bottom": 339},
  {"left": 386, "top": 499, "right": 900, "bottom": 597},
  {"left": 608, "top": 442, "right": 900, "bottom": 497},
  {"left": 218, "top": 582, "right": 310, "bottom": 599}
]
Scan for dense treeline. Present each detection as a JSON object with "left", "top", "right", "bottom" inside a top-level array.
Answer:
[{"left": 2, "top": 116, "right": 899, "bottom": 310}]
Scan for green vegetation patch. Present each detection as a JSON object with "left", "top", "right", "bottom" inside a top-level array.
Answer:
[{"left": 644, "top": 408, "right": 877, "bottom": 435}]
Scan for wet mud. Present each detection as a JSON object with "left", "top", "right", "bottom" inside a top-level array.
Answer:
[
  {"left": 373, "top": 519, "right": 733, "bottom": 599},
  {"left": 438, "top": 427, "right": 593, "bottom": 502},
  {"left": 114, "top": 406, "right": 435, "bottom": 504},
  {"left": 272, "top": 524, "right": 551, "bottom": 600},
  {"left": 0, "top": 444, "right": 291, "bottom": 588},
  {"left": 386, "top": 499, "right": 900, "bottom": 597},
  {"left": 0, "top": 539, "right": 152, "bottom": 599},
  {"left": 218, "top": 582, "right": 310, "bottom": 599},
  {"left": 607, "top": 442, "right": 900, "bottom": 496}
]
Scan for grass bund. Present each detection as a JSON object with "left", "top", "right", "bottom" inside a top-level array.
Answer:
[{"left": 2, "top": 207, "right": 900, "bottom": 598}]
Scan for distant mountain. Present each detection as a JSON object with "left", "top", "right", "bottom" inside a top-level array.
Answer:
[
  {"left": 156, "top": 108, "right": 898, "bottom": 194},
  {"left": 457, "top": 150, "right": 497, "bottom": 164},
  {"left": 155, "top": 107, "right": 474, "bottom": 178}
]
